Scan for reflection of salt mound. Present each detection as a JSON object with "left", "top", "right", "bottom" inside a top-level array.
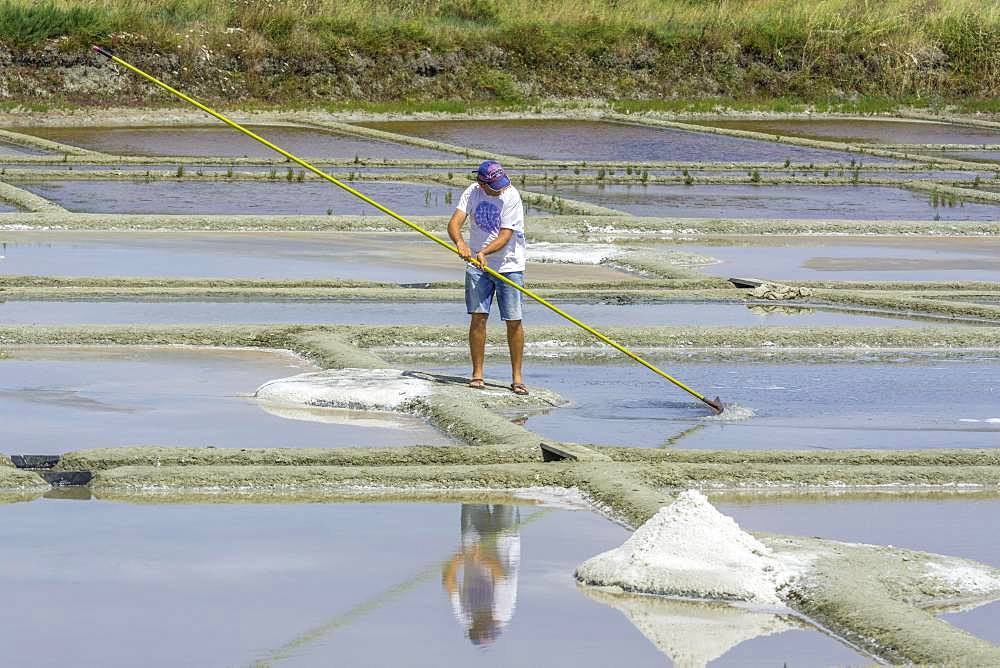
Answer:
[
  {"left": 576, "top": 490, "right": 797, "bottom": 604},
  {"left": 582, "top": 587, "right": 797, "bottom": 668},
  {"left": 526, "top": 242, "right": 623, "bottom": 265},
  {"left": 256, "top": 401, "right": 423, "bottom": 429},
  {"left": 254, "top": 369, "right": 433, "bottom": 412}
]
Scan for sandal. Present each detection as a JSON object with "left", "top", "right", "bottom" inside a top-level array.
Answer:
[
  {"left": 510, "top": 382, "right": 529, "bottom": 396},
  {"left": 469, "top": 378, "right": 485, "bottom": 389}
]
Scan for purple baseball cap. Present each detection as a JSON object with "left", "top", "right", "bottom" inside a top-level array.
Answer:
[{"left": 476, "top": 160, "right": 510, "bottom": 190}]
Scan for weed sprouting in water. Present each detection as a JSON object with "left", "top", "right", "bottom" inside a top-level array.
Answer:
[
  {"left": 973, "top": 175, "right": 981, "bottom": 188},
  {"left": 749, "top": 169, "right": 761, "bottom": 183},
  {"left": 61, "top": 153, "right": 68, "bottom": 162},
  {"left": 783, "top": 159, "right": 790, "bottom": 168},
  {"left": 424, "top": 188, "right": 431, "bottom": 206},
  {"left": 447, "top": 171, "right": 453, "bottom": 180},
  {"left": 268, "top": 168, "right": 277, "bottom": 180},
  {"left": 823, "top": 170, "right": 829, "bottom": 177},
  {"left": 850, "top": 168, "right": 860, "bottom": 184},
  {"left": 574, "top": 167, "right": 580, "bottom": 175},
  {"left": 597, "top": 168, "right": 606, "bottom": 180},
  {"left": 175, "top": 165, "right": 185, "bottom": 178},
  {"left": 286, "top": 167, "right": 293, "bottom": 181},
  {"left": 296, "top": 170, "right": 305, "bottom": 182},
  {"left": 626, "top": 165, "right": 633, "bottom": 175},
  {"left": 354, "top": 153, "right": 360, "bottom": 164},
  {"left": 641, "top": 169, "right": 648, "bottom": 183},
  {"left": 226, "top": 165, "right": 233, "bottom": 178},
  {"left": 683, "top": 173, "right": 694, "bottom": 185},
  {"left": 196, "top": 169, "right": 203, "bottom": 177},
  {"left": 326, "top": 207, "right": 333, "bottom": 215},
  {"left": 444, "top": 190, "right": 453, "bottom": 205}
]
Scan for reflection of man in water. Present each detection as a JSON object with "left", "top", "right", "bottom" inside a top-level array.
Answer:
[{"left": 442, "top": 504, "right": 521, "bottom": 646}]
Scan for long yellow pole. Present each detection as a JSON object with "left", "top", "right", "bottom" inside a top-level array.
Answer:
[{"left": 92, "top": 45, "right": 723, "bottom": 413}]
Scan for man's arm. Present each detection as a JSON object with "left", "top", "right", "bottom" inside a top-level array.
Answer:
[
  {"left": 447, "top": 209, "right": 472, "bottom": 261},
  {"left": 474, "top": 228, "right": 513, "bottom": 268}
]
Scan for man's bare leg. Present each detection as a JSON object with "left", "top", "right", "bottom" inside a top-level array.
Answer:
[
  {"left": 469, "top": 313, "right": 488, "bottom": 385},
  {"left": 506, "top": 319, "right": 524, "bottom": 386}
]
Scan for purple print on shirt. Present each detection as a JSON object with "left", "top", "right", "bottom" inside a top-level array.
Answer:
[{"left": 474, "top": 201, "right": 502, "bottom": 234}]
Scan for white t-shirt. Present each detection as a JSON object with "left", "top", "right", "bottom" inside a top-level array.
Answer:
[{"left": 456, "top": 183, "right": 526, "bottom": 273}]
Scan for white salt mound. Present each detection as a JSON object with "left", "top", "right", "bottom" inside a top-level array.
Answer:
[
  {"left": 526, "top": 242, "right": 623, "bottom": 265},
  {"left": 576, "top": 490, "right": 797, "bottom": 603},
  {"left": 254, "top": 368, "right": 433, "bottom": 412}
]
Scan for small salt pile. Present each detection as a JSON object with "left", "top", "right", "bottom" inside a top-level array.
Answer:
[
  {"left": 254, "top": 368, "right": 433, "bottom": 412},
  {"left": 576, "top": 490, "right": 798, "bottom": 604},
  {"left": 525, "top": 242, "right": 623, "bottom": 265}
]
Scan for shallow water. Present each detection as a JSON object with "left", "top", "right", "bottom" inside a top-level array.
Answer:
[
  {"left": 0, "top": 497, "right": 866, "bottom": 667},
  {"left": 358, "top": 119, "right": 894, "bottom": 164},
  {"left": 712, "top": 493, "right": 1000, "bottom": 647},
  {"left": 940, "top": 600, "right": 1000, "bottom": 646},
  {"left": 427, "top": 358, "right": 1000, "bottom": 449},
  {"left": 0, "top": 200, "right": 15, "bottom": 213},
  {"left": 692, "top": 119, "right": 1000, "bottom": 146},
  {"left": 12, "top": 125, "right": 459, "bottom": 160},
  {"left": 0, "top": 346, "right": 451, "bottom": 455},
  {"left": 0, "top": 299, "right": 970, "bottom": 328},
  {"left": 539, "top": 183, "right": 1000, "bottom": 220},
  {"left": 649, "top": 236, "right": 1000, "bottom": 282},
  {"left": 0, "top": 231, "right": 632, "bottom": 283},
  {"left": 0, "top": 139, "right": 48, "bottom": 156},
  {"left": 18, "top": 179, "right": 466, "bottom": 216}
]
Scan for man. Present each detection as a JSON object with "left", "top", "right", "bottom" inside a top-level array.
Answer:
[{"left": 447, "top": 160, "right": 528, "bottom": 396}]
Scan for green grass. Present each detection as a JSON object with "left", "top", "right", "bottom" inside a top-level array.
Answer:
[
  {"left": 2, "top": 0, "right": 1000, "bottom": 107},
  {"left": 0, "top": 0, "right": 110, "bottom": 45}
]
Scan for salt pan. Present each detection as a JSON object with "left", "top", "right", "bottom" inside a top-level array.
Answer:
[{"left": 254, "top": 368, "right": 433, "bottom": 412}]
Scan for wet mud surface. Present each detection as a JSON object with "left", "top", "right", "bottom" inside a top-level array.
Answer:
[
  {"left": 538, "top": 183, "right": 1000, "bottom": 220},
  {"left": 693, "top": 119, "right": 1000, "bottom": 146},
  {"left": 0, "top": 231, "right": 632, "bottom": 282},
  {"left": 357, "top": 119, "right": 890, "bottom": 164},
  {"left": 11, "top": 124, "right": 459, "bottom": 160},
  {"left": 426, "top": 356, "right": 1000, "bottom": 449},
  {"left": 0, "top": 346, "right": 451, "bottom": 455},
  {"left": 17, "top": 179, "right": 467, "bottom": 216}
]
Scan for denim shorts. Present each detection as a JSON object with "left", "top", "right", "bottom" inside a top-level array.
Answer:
[{"left": 465, "top": 266, "right": 524, "bottom": 321}]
